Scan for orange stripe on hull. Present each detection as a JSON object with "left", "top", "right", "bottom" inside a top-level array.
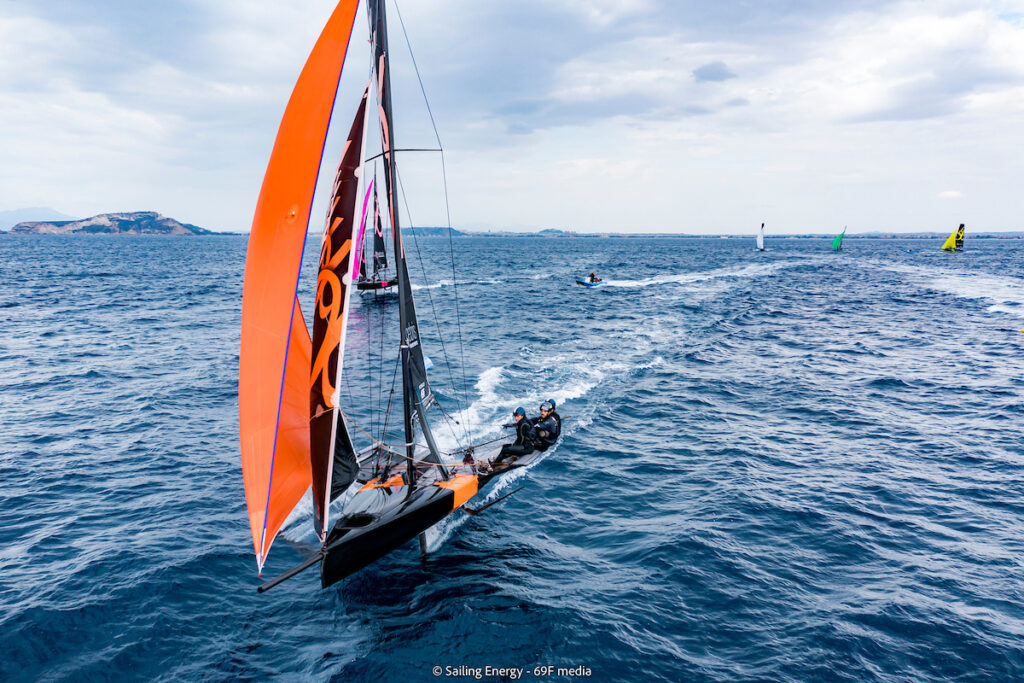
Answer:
[
  {"left": 357, "top": 473, "right": 406, "bottom": 492},
  {"left": 436, "top": 474, "right": 479, "bottom": 510}
]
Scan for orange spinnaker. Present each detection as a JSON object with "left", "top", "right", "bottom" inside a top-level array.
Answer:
[{"left": 239, "top": 0, "right": 361, "bottom": 573}]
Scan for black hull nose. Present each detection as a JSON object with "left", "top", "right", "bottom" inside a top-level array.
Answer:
[{"left": 320, "top": 485, "right": 455, "bottom": 588}]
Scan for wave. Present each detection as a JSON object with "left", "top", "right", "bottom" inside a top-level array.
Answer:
[
  {"left": 411, "top": 278, "right": 502, "bottom": 291},
  {"left": 876, "top": 262, "right": 1024, "bottom": 320},
  {"left": 601, "top": 260, "right": 803, "bottom": 289}
]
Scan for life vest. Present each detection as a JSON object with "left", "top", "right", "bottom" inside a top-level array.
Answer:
[{"left": 534, "top": 412, "right": 562, "bottom": 450}]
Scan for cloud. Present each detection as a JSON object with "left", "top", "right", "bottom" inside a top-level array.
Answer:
[
  {"left": 693, "top": 61, "right": 737, "bottom": 82},
  {"left": 2, "top": 0, "right": 1024, "bottom": 233},
  {"left": 938, "top": 190, "right": 964, "bottom": 199}
]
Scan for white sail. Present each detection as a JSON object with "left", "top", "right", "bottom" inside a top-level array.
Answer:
[{"left": 756, "top": 223, "right": 765, "bottom": 251}]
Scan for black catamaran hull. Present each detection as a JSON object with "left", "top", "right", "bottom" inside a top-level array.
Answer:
[
  {"left": 321, "top": 484, "right": 457, "bottom": 588},
  {"left": 356, "top": 279, "right": 396, "bottom": 291},
  {"left": 319, "top": 449, "right": 540, "bottom": 588}
]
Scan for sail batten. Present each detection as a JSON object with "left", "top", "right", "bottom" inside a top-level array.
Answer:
[{"left": 239, "top": 0, "right": 361, "bottom": 572}]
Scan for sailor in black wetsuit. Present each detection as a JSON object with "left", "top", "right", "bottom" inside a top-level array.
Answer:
[
  {"left": 531, "top": 400, "right": 561, "bottom": 451},
  {"left": 493, "top": 407, "right": 536, "bottom": 465}
]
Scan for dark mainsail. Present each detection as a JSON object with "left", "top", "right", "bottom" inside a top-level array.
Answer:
[
  {"left": 368, "top": 0, "right": 444, "bottom": 486},
  {"left": 309, "top": 84, "right": 371, "bottom": 540}
]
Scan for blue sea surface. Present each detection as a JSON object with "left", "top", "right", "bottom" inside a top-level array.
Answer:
[{"left": 1, "top": 234, "right": 1023, "bottom": 681}]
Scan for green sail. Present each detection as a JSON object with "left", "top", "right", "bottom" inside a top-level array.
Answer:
[{"left": 832, "top": 227, "right": 846, "bottom": 251}]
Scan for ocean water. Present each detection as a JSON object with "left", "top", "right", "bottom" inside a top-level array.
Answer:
[{"left": 1, "top": 234, "right": 1023, "bottom": 682}]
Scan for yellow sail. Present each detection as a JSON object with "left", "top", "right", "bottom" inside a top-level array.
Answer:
[{"left": 941, "top": 223, "right": 965, "bottom": 251}]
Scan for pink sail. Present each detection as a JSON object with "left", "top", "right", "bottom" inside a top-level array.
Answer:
[{"left": 352, "top": 179, "right": 374, "bottom": 280}]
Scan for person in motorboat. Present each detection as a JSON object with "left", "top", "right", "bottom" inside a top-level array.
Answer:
[
  {"left": 491, "top": 406, "right": 536, "bottom": 467},
  {"left": 531, "top": 400, "right": 561, "bottom": 451},
  {"left": 588, "top": 272, "right": 602, "bottom": 283}
]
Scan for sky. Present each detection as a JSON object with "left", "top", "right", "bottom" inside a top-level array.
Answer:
[{"left": 1, "top": 0, "right": 1023, "bottom": 234}]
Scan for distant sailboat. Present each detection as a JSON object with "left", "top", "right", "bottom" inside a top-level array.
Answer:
[
  {"left": 941, "top": 223, "right": 965, "bottom": 252},
  {"left": 832, "top": 226, "right": 846, "bottom": 252},
  {"left": 756, "top": 222, "right": 765, "bottom": 251},
  {"left": 355, "top": 182, "right": 396, "bottom": 293}
]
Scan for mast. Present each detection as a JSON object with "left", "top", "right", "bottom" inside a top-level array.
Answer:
[{"left": 368, "top": 0, "right": 444, "bottom": 489}]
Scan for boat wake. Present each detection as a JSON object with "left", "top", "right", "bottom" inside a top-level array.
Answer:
[
  {"left": 422, "top": 350, "right": 611, "bottom": 552},
  {"left": 411, "top": 278, "right": 502, "bottom": 291},
  {"left": 877, "top": 262, "right": 1024, "bottom": 320},
  {"left": 601, "top": 260, "right": 804, "bottom": 289}
]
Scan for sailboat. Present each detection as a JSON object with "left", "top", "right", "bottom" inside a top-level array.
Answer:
[
  {"left": 355, "top": 184, "right": 396, "bottom": 293},
  {"left": 941, "top": 223, "right": 965, "bottom": 251},
  {"left": 756, "top": 222, "right": 766, "bottom": 251},
  {"left": 832, "top": 226, "right": 846, "bottom": 251},
  {"left": 239, "top": 0, "right": 542, "bottom": 592}
]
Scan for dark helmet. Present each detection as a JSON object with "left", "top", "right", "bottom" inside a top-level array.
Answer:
[
  {"left": 513, "top": 407, "right": 526, "bottom": 417},
  {"left": 539, "top": 400, "right": 554, "bottom": 413}
]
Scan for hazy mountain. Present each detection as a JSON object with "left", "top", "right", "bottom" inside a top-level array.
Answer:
[
  {"left": 9, "top": 211, "right": 212, "bottom": 235},
  {"left": 0, "top": 207, "right": 77, "bottom": 231}
]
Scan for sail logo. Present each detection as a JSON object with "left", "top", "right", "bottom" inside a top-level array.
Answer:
[
  {"left": 310, "top": 228, "right": 352, "bottom": 409},
  {"left": 310, "top": 129, "right": 362, "bottom": 410}
]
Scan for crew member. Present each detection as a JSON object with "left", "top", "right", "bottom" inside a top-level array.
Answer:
[
  {"left": 493, "top": 407, "right": 536, "bottom": 465},
  {"left": 531, "top": 400, "right": 561, "bottom": 451}
]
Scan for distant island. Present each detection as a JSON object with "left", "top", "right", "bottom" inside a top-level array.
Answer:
[
  {"left": 7, "top": 211, "right": 212, "bottom": 235},
  {"left": 404, "top": 227, "right": 466, "bottom": 237},
  {"left": 3, "top": 211, "right": 1020, "bottom": 238}
]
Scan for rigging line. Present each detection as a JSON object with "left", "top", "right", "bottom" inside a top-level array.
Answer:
[
  {"left": 371, "top": 162, "right": 382, "bottom": 442},
  {"left": 364, "top": 148, "right": 442, "bottom": 162},
  {"left": 377, "top": 161, "right": 392, "bottom": 444},
  {"left": 441, "top": 435, "right": 509, "bottom": 458},
  {"left": 434, "top": 400, "right": 469, "bottom": 450},
  {"left": 367, "top": 281, "right": 377, "bottom": 445},
  {"left": 375, "top": 293, "right": 384, "bottom": 441},
  {"left": 393, "top": 0, "right": 473, "bottom": 439},
  {"left": 394, "top": 166, "right": 468, "bottom": 447},
  {"left": 392, "top": 0, "right": 442, "bottom": 149},
  {"left": 438, "top": 150, "right": 471, "bottom": 439},
  {"left": 382, "top": 349, "right": 401, "bottom": 447},
  {"left": 340, "top": 409, "right": 440, "bottom": 464},
  {"left": 365, "top": 174, "right": 375, "bottom": 444},
  {"left": 378, "top": 180, "right": 396, "bottom": 444}
]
